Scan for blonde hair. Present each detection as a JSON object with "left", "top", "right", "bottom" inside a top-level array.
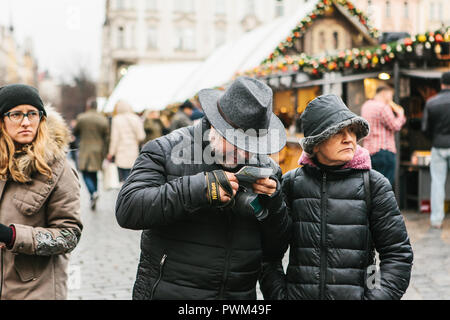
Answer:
[{"left": 0, "top": 117, "right": 53, "bottom": 183}]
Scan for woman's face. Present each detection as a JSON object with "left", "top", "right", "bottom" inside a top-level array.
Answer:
[
  {"left": 313, "top": 126, "right": 357, "bottom": 166},
  {"left": 3, "top": 105, "right": 41, "bottom": 145}
]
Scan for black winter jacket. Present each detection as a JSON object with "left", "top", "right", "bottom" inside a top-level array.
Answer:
[
  {"left": 115, "top": 119, "right": 291, "bottom": 300},
  {"left": 260, "top": 147, "right": 413, "bottom": 300},
  {"left": 422, "top": 89, "right": 450, "bottom": 148}
]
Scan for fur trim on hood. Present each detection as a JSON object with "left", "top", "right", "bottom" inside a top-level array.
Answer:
[
  {"left": 300, "top": 117, "right": 369, "bottom": 155},
  {"left": 12, "top": 105, "right": 71, "bottom": 181},
  {"left": 298, "top": 145, "right": 372, "bottom": 170}
]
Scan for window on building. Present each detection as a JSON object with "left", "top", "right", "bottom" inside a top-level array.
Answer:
[
  {"left": 438, "top": 2, "right": 443, "bottom": 21},
  {"left": 146, "top": 0, "right": 157, "bottom": 10},
  {"left": 117, "top": 26, "right": 125, "bottom": 49},
  {"left": 367, "top": 0, "right": 373, "bottom": 16},
  {"left": 246, "top": 0, "right": 256, "bottom": 15},
  {"left": 174, "top": 0, "right": 195, "bottom": 13},
  {"left": 319, "top": 31, "right": 325, "bottom": 51},
  {"left": 215, "top": 28, "right": 226, "bottom": 48},
  {"left": 333, "top": 31, "right": 339, "bottom": 50},
  {"left": 403, "top": 2, "right": 409, "bottom": 18},
  {"left": 147, "top": 27, "right": 157, "bottom": 49},
  {"left": 385, "top": 0, "right": 391, "bottom": 18},
  {"left": 129, "top": 24, "right": 135, "bottom": 48},
  {"left": 215, "top": 0, "right": 226, "bottom": 14},
  {"left": 430, "top": 2, "right": 435, "bottom": 20},
  {"left": 116, "top": 0, "right": 124, "bottom": 9},
  {"left": 175, "top": 28, "right": 196, "bottom": 51},
  {"left": 275, "top": 0, "right": 284, "bottom": 17},
  {"left": 185, "top": 0, "right": 194, "bottom": 12}
]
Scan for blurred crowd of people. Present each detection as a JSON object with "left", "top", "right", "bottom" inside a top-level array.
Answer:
[{"left": 69, "top": 97, "right": 204, "bottom": 210}]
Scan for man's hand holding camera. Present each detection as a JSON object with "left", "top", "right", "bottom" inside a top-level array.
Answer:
[
  {"left": 252, "top": 178, "right": 277, "bottom": 197},
  {"left": 206, "top": 171, "right": 277, "bottom": 203},
  {"left": 218, "top": 172, "right": 239, "bottom": 203},
  {"left": 205, "top": 169, "right": 280, "bottom": 222}
]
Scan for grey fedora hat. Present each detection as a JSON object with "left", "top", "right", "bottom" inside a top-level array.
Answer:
[{"left": 198, "top": 76, "right": 287, "bottom": 154}]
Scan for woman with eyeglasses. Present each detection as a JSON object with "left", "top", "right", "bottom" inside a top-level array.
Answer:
[{"left": 0, "top": 84, "right": 82, "bottom": 300}]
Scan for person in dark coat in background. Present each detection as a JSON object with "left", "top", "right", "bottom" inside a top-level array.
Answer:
[
  {"left": 74, "top": 98, "right": 109, "bottom": 210},
  {"left": 169, "top": 99, "right": 194, "bottom": 132},
  {"left": 422, "top": 71, "right": 450, "bottom": 229},
  {"left": 260, "top": 94, "right": 413, "bottom": 300},
  {"left": 115, "top": 77, "right": 291, "bottom": 300}
]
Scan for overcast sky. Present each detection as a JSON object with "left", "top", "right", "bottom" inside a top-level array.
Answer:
[{"left": 0, "top": 0, "right": 105, "bottom": 83}]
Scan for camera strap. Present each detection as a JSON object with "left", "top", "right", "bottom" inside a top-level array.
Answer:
[{"left": 206, "top": 170, "right": 235, "bottom": 208}]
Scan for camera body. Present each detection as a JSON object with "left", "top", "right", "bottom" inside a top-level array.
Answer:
[{"left": 233, "top": 182, "right": 268, "bottom": 220}]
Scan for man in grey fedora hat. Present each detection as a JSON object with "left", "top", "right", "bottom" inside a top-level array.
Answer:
[{"left": 115, "top": 76, "right": 291, "bottom": 300}]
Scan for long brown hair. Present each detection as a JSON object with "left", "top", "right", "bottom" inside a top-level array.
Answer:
[{"left": 0, "top": 117, "right": 53, "bottom": 183}]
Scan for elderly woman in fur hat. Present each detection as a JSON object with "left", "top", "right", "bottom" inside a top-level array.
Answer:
[
  {"left": 260, "top": 94, "right": 413, "bottom": 300},
  {"left": 0, "top": 84, "right": 82, "bottom": 300}
]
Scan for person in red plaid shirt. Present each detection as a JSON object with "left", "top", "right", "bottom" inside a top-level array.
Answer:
[{"left": 361, "top": 85, "right": 406, "bottom": 186}]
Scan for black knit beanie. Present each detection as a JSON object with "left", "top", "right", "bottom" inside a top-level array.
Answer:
[{"left": 0, "top": 84, "right": 46, "bottom": 117}]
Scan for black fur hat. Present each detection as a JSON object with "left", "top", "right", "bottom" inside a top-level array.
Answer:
[{"left": 300, "top": 94, "right": 370, "bottom": 155}]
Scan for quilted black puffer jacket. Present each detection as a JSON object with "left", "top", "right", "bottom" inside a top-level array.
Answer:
[
  {"left": 115, "top": 118, "right": 291, "bottom": 300},
  {"left": 260, "top": 147, "right": 413, "bottom": 300}
]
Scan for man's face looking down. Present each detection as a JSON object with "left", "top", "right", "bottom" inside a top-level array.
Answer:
[{"left": 208, "top": 126, "right": 253, "bottom": 169}]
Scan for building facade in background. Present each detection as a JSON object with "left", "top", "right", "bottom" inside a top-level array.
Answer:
[
  {"left": 0, "top": 25, "right": 38, "bottom": 87},
  {"left": 99, "top": 0, "right": 309, "bottom": 96},
  {"left": 353, "top": 0, "right": 449, "bottom": 35},
  {"left": 99, "top": 0, "right": 449, "bottom": 97}
]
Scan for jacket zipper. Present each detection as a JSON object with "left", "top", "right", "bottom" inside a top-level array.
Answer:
[
  {"left": 218, "top": 211, "right": 234, "bottom": 300},
  {"left": 0, "top": 247, "right": 3, "bottom": 300},
  {"left": 150, "top": 253, "right": 167, "bottom": 300},
  {"left": 319, "top": 172, "right": 328, "bottom": 300}
]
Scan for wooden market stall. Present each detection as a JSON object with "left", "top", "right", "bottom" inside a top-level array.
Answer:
[{"left": 238, "top": 1, "right": 450, "bottom": 211}]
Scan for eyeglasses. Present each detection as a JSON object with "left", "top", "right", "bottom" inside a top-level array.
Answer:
[{"left": 3, "top": 110, "right": 43, "bottom": 123}]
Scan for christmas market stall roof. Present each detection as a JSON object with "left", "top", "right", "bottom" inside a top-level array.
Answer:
[
  {"left": 171, "top": 0, "right": 321, "bottom": 103},
  {"left": 102, "top": 62, "right": 201, "bottom": 113}
]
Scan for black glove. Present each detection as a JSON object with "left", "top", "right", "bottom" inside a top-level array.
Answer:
[
  {"left": 257, "top": 175, "right": 283, "bottom": 214},
  {"left": 0, "top": 223, "right": 13, "bottom": 245},
  {"left": 205, "top": 170, "right": 235, "bottom": 208}
]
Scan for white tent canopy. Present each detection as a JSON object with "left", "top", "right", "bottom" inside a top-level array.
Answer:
[
  {"left": 102, "top": 62, "right": 201, "bottom": 113},
  {"left": 103, "top": 1, "right": 319, "bottom": 113}
]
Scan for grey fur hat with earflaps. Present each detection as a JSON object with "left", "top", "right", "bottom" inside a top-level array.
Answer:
[{"left": 299, "top": 94, "right": 370, "bottom": 155}]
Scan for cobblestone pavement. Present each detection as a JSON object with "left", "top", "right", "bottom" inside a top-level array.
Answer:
[
  {"left": 67, "top": 178, "right": 141, "bottom": 300},
  {"left": 68, "top": 173, "right": 450, "bottom": 300}
]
